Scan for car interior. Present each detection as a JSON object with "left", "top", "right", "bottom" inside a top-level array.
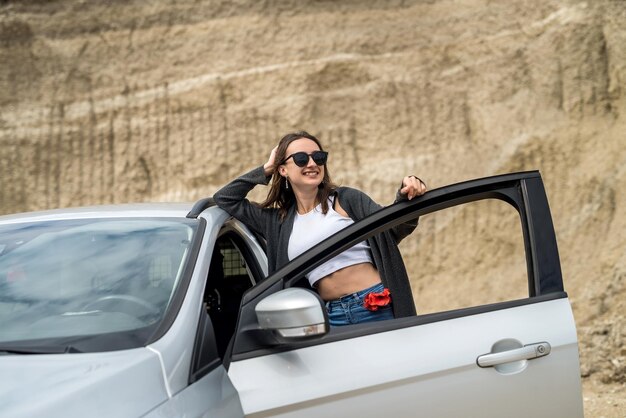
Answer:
[{"left": 203, "top": 233, "right": 258, "bottom": 359}]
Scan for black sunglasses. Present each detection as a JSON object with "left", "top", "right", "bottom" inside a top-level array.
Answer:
[{"left": 282, "top": 151, "right": 328, "bottom": 167}]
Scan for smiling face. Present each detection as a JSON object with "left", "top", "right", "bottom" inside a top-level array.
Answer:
[{"left": 278, "top": 138, "right": 325, "bottom": 191}]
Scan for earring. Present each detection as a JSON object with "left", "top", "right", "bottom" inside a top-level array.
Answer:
[{"left": 285, "top": 178, "right": 289, "bottom": 189}]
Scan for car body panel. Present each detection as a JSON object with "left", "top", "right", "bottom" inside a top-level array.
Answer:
[
  {"left": 229, "top": 298, "right": 582, "bottom": 418},
  {"left": 0, "top": 349, "right": 168, "bottom": 418},
  {"left": 0, "top": 203, "right": 193, "bottom": 224},
  {"left": 142, "top": 365, "right": 244, "bottom": 418}
]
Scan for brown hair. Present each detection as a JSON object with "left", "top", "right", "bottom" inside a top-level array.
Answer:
[{"left": 261, "top": 131, "right": 337, "bottom": 219}]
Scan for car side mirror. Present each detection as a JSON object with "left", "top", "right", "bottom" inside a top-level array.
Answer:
[{"left": 255, "top": 288, "right": 328, "bottom": 340}]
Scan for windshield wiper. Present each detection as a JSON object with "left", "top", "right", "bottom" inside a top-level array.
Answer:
[{"left": 0, "top": 345, "right": 82, "bottom": 355}]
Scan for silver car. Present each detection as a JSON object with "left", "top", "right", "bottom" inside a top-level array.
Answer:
[{"left": 0, "top": 172, "right": 584, "bottom": 417}]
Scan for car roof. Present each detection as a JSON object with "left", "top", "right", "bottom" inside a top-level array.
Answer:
[{"left": 0, "top": 203, "right": 196, "bottom": 225}]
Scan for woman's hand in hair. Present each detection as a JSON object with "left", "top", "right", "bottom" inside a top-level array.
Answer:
[
  {"left": 400, "top": 176, "right": 427, "bottom": 200},
  {"left": 264, "top": 146, "right": 278, "bottom": 176}
]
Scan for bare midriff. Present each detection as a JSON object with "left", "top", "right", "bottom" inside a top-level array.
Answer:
[{"left": 315, "top": 262, "right": 382, "bottom": 301}]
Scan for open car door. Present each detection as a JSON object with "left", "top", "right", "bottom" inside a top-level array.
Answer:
[{"left": 227, "top": 171, "right": 583, "bottom": 418}]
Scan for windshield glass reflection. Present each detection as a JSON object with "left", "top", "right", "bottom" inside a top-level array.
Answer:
[{"left": 0, "top": 219, "right": 197, "bottom": 346}]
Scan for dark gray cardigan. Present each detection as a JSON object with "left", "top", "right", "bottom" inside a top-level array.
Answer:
[{"left": 213, "top": 166, "right": 418, "bottom": 317}]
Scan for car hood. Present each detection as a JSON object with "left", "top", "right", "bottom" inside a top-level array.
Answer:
[{"left": 0, "top": 348, "right": 169, "bottom": 418}]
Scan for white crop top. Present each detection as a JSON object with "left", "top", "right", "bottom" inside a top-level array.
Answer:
[{"left": 288, "top": 198, "right": 373, "bottom": 286}]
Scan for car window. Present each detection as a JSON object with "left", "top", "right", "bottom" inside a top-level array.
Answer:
[
  {"left": 283, "top": 198, "right": 527, "bottom": 318},
  {"left": 399, "top": 198, "right": 528, "bottom": 314},
  {"left": 0, "top": 218, "right": 200, "bottom": 352}
]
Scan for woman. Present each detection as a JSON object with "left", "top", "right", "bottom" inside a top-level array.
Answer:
[{"left": 213, "top": 131, "right": 426, "bottom": 325}]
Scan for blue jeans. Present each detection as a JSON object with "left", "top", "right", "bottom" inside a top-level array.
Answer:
[{"left": 326, "top": 282, "right": 394, "bottom": 326}]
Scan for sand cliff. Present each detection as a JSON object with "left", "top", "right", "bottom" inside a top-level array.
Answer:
[{"left": 1, "top": 0, "right": 624, "bottom": 414}]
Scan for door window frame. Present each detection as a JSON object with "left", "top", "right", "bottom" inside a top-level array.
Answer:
[{"left": 189, "top": 222, "right": 267, "bottom": 380}]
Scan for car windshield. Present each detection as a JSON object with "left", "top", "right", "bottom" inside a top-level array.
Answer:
[{"left": 0, "top": 218, "right": 199, "bottom": 352}]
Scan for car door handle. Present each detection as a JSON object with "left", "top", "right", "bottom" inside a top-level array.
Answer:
[{"left": 477, "top": 342, "right": 551, "bottom": 368}]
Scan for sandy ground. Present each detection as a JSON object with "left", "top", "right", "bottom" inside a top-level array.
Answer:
[{"left": 583, "top": 380, "right": 626, "bottom": 417}]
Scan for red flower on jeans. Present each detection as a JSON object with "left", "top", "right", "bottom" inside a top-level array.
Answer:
[{"left": 363, "top": 288, "right": 391, "bottom": 311}]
